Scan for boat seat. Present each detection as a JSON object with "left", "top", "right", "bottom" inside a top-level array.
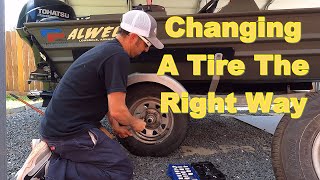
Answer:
[
  {"left": 63, "top": 0, "right": 129, "bottom": 17},
  {"left": 130, "top": 0, "right": 203, "bottom": 15},
  {"left": 59, "top": 0, "right": 243, "bottom": 17}
]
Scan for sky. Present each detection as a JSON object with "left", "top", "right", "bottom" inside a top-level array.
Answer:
[
  {"left": 4, "top": 0, "right": 320, "bottom": 31},
  {"left": 5, "top": 0, "right": 29, "bottom": 31}
]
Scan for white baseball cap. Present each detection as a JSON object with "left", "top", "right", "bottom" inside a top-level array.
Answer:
[{"left": 120, "top": 10, "right": 164, "bottom": 49}]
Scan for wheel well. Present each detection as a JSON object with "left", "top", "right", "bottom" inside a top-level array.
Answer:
[{"left": 127, "top": 82, "right": 172, "bottom": 93}]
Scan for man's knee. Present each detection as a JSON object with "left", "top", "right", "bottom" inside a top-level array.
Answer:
[
  {"left": 110, "top": 156, "right": 133, "bottom": 179},
  {"left": 119, "top": 156, "right": 133, "bottom": 174}
]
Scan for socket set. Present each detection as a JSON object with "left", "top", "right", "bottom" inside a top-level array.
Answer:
[
  {"left": 167, "top": 164, "right": 199, "bottom": 180},
  {"left": 168, "top": 161, "right": 226, "bottom": 180}
]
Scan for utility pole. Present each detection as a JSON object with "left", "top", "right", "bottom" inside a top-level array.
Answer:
[{"left": 0, "top": 0, "right": 6, "bottom": 179}]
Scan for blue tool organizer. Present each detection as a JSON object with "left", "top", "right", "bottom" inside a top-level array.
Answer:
[
  {"left": 167, "top": 162, "right": 226, "bottom": 180},
  {"left": 167, "top": 164, "right": 200, "bottom": 180}
]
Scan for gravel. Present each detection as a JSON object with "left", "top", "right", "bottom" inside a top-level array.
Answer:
[{"left": 6, "top": 108, "right": 275, "bottom": 180}]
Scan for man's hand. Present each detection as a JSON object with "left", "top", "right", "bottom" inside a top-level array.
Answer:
[
  {"left": 113, "top": 126, "right": 133, "bottom": 138},
  {"left": 130, "top": 118, "right": 146, "bottom": 132}
]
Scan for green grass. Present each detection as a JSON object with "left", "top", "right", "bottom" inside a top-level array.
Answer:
[
  {"left": 6, "top": 94, "right": 42, "bottom": 109},
  {"left": 6, "top": 94, "right": 31, "bottom": 102}
]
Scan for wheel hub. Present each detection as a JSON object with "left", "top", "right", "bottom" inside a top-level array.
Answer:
[
  {"left": 145, "top": 109, "right": 161, "bottom": 129},
  {"left": 129, "top": 97, "right": 174, "bottom": 144}
]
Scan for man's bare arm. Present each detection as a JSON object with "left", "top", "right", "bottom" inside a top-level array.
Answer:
[
  {"left": 107, "top": 112, "right": 120, "bottom": 129},
  {"left": 108, "top": 92, "right": 146, "bottom": 132},
  {"left": 107, "top": 112, "right": 133, "bottom": 138}
]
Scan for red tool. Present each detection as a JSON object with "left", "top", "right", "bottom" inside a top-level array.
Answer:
[
  {"left": 9, "top": 93, "right": 114, "bottom": 139},
  {"left": 10, "top": 93, "right": 44, "bottom": 115}
]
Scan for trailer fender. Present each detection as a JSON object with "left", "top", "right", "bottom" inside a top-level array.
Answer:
[{"left": 127, "top": 73, "right": 188, "bottom": 96}]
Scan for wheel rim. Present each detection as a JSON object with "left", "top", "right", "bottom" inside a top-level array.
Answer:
[
  {"left": 129, "top": 97, "right": 174, "bottom": 144},
  {"left": 312, "top": 128, "right": 320, "bottom": 178}
]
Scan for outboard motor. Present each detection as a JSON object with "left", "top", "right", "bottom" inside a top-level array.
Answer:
[
  {"left": 17, "top": 0, "right": 76, "bottom": 45},
  {"left": 16, "top": 0, "right": 76, "bottom": 106}
]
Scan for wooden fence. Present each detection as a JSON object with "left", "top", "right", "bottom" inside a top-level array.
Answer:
[{"left": 6, "top": 31, "right": 43, "bottom": 93}]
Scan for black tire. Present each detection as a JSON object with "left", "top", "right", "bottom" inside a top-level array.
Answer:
[
  {"left": 118, "top": 83, "right": 189, "bottom": 157},
  {"left": 272, "top": 92, "right": 320, "bottom": 180}
]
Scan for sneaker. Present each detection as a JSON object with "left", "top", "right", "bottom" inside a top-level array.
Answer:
[
  {"left": 31, "top": 139, "right": 41, "bottom": 150},
  {"left": 15, "top": 140, "right": 52, "bottom": 180}
]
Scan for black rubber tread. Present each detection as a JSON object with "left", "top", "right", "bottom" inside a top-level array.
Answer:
[
  {"left": 272, "top": 114, "right": 290, "bottom": 180},
  {"left": 272, "top": 92, "right": 320, "bottom": 180},
  {"left": 118, "top": 83, "right": 189, "bottom": 157}
]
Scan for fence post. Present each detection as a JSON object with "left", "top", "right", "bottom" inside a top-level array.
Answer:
[
  {"left": 17, "top": 32, "right": 25, "bottom": 93},
  {"left": 5, "top": 31, "right": 43, "bottom": 93},
  {"left": 5, "top": 32, "right": 13, "bottom": 91}
]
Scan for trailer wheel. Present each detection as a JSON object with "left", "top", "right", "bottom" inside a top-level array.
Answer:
[
  {"left": 118, "top": 83, "right": 189, "bottom": 157},
  {"left": 272, "top": 92, "right": 320, "bottom": 180}
]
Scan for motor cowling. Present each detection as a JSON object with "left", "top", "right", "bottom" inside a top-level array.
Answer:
[{"left": 17, "top": 0, "right": 76, "bottom": 28}]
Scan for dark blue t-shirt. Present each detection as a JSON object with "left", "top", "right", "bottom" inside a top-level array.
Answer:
[{"left": 40, "top": 39, "right": 130, "bottom": 139}]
